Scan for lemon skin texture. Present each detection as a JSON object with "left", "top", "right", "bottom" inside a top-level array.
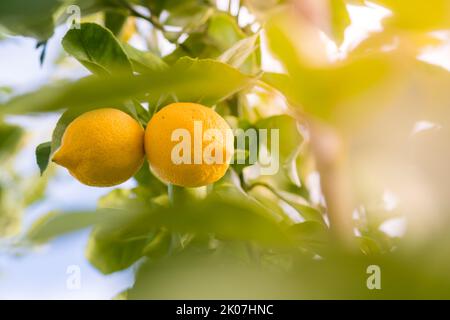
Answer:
[
  {"left": 52, "top": 108, "right": 145, "bottom": 187},
  {"left": 145, "top": 102, "right": 234, "bottom": 187}
]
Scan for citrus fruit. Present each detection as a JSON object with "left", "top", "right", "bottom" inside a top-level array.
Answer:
[
  {"left": 52, "top": 108, "right": 145, "bottom": 187},
  {"left": 145, "top": 102, "right": 234, "bottom": 187}
]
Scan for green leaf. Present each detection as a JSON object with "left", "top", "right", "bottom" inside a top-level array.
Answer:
[
  {"left": 255, "top": 115, "right": 303, "bottom": 163},
  {"left": 97, "top": 189, "right": 133, "bottom": 209},
  {"left": 255, "top": 115, "right": 303, "bottom": 187},
  {"left": 290, "top": 203, "right": 325, "bottom": 224},
  {"left": 128, "top": 249, "right": 291, "bottom": 299},
  {"left": 170, "top": 57, "right": 253, "bottom": 104},
  {"left": 85, "top": 209, "right": 158, "bottom": 274},
  {"left": 262, "top": 73, "right": 300, "bottom": 106},
  {"left": 122, "top": 43, "right": 168, "bottom": 73},
  {"left": 27, "top": 211, "right": 106, "bottom": 243},
  {"left": 142, "top": 229, "right": 171, "bottom": 259},
  {"left": 87, "top": 230, "right": 149, "bottom": 274},
  {"left": 164, "top": 12, "right": 250, "bottom": 64},
  {"left": 153, "top": 195, "right": 292, "bottom": 247},
  {"left": 289, "top": 221, "right": 330, "bottom": 253},
  {"left": 62, "top": 22, "right": 132, "bottom": 75},
  {"left": 162, "top": 0, "right": 213, "bottom": 30},
  {"left": 207, "top": 12, "right": 246, "bottom": 51},
  {"left": 265, "top": 10, "right": 399, "bottom": 126},
  {"left": 104, "top": 9, "right": 127, "bottom": 36},
  {"left": 329, "top": 0, "right": 351, "bottom": 45},
  {"left": 1, "top": 57, "right": 253, "bottom": 115},
  {"left": 219, "top": 34, "right": 259, "bottom": 70},
  {"left": 35, "top": 141, "right": 51, "bottom": 175},
  {"left": 0, "top": 123, "right": 23, "bottom": 161},
  {"left": 0, "top": 0, "right": 61, "bottom": 40},
  {"left": 357, "top": 236, "right": 382, "bottom": 255}
]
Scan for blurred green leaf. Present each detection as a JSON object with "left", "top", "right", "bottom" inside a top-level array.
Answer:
[
  {"left": 85, "top": 208, "right": 158, "bottom": 274},
  {"left": 162, "top": 0, "right": 213, "bottom": 30},
  {"left": 357, "top": 236, "right": 382, "bottom": 255},
  {"left": 208, "top": 12, "right": 246, "bottom": 50},
  {"left": 35, "top": 141, "right": 51, "bottom": 175},
  {"left": 23, "top": 173, "right": 50, "bottom": 206},
  {"left": 329, "top": 0, "right": 351, "bottom": 44},
  {"left": 62, "top": 22, "right": 132, "bottom": 75},
  {"left": 27, "top": 211, "right": 106, "bottom": 243},
  {"left": 1, "top": 57, "right": 252, "bottom": 115},
  {"left": 142, "top": 229, "right": 171, "bottom": 259},
  {"left": 128, "top": 249, "right": 293, "bottom": 299},
  {"left": 104, "top": 9, "right": 127, "bottom": 36},
  {"left": 164, "top": 12, "right": 249, "bottom": 64},
  {"left": 122, "top": 43, "right": 167, "bottom": 73},
  {"left": 125, "top": 191, "right": 293, "bottom": 248},
  {"left": 0, "top": 0, "right": 61, "bottom": 40},
  {"left": 97, "top": 188, "right": 133, "bottom": 209},
  {"left": 219, "top": 34, "right": 260, "bottom": 72},
  {"left": 86, "top": 229, "right": 149, "bottom": 274},
  {"left": 262, "top": 56, "right": 397, "bottom": 125},
  {"left": 0, "top": 122, "right": 23, "bottom": 162},
  {"left": 293, "top": 203, "right": 325, "bottom": 224},
  {"left": 262, "top": 73, "right": 299, "bottom": 106},
  {"left": 256, "top": 115, "right": 303, "bottom": 163},
  {"left": 255, "top": 115, "right": 303, "bottom": 188},
  {"left": 265, "top": 10, "right": 402, "bottom": 125},
  {"left": 168, "top": 197, "right": 291, "bottom": 247},
  {"left": 133, "top": 163, "right": 166, "bottom": 193},
  {"left": 289, "top": 221, "right": 329, "bottom": 251}
]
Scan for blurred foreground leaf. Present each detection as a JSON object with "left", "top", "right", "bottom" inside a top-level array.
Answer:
[
  {"left": 27, "top": 211, "right": 106, "bottom": 243},
  {"left": 0, "top": 0, "right": 61, "bottom": 40},
  {"left": 0, "top": 123, "right": 23, "bottom": 162},
  {"left": 1, "top": 57, "right": 253, "bottom": 115}
]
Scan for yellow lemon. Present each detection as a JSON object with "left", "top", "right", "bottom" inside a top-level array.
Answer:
[
  {"left": 52, "top": 108, "right": 145, "bottom": 187},
  {"left": 145, "top": 102, "right": 234, "bottom": 187}
]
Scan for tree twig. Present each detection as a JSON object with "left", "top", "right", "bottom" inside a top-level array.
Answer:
[{"left": 118, "top": 0, "right": 165, "bottom": 31}]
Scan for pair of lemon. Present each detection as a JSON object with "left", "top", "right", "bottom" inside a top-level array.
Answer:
[{"left": 52, "top": 103, "right": 233, "bottom": 188}]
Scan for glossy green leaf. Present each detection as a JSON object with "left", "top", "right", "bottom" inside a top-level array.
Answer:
[
  {"left": 35, "top": 141, "right": 51, "bottom": 175},
  {"left": 62, "top": 22, "right": 133, "bottom": 75}
]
